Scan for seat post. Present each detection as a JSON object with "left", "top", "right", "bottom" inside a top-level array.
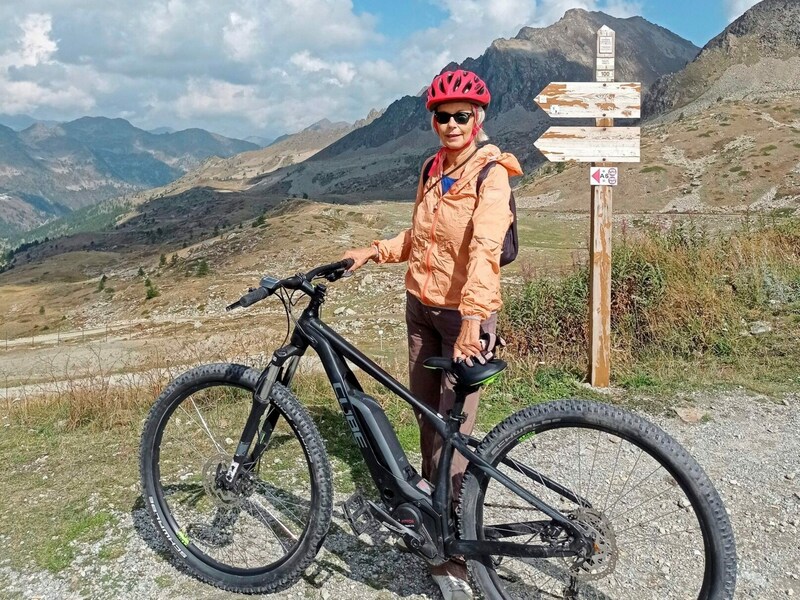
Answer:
[{"left": 448, "top": 384, "right": 475, "bottom": 433}]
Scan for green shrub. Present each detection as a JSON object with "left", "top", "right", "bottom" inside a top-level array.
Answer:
[{"left": 195, "top": 259, "right": 210, "bottom": 277}]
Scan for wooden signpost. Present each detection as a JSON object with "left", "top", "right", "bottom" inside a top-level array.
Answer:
[
  {"left": 534, "top": 82, "right": 641, "bottom": 119},
  {"left": 534, "top": 127, "right": 640, "bottom": 162},
  {"left": 533, "top": 25, "right": 641, "bottom": 388}
]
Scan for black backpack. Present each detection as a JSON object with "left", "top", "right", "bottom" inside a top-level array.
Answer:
[{"left": 422, "top": 158, "right": 518, "bottom": 266}]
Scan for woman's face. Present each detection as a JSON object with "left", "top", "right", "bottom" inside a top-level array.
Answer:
[{"left": 433, "top": 101, "right": 476, "bottom": 150}]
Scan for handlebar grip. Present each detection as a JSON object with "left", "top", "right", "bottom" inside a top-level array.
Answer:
[
  {"left": 238, "top": 287, "right": 269, "bottom": 307},
  {"left": 305, "top": 259, "right": 354, "bottom": 282}
]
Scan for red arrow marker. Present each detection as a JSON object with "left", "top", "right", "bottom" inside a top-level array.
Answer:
[{"left": 592, "top": 169, "right": 602, "bottom": 183}]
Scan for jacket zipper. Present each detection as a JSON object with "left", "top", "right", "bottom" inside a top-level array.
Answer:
[{"left": 420, "top": 199, "right": 441, "bottom": 305}]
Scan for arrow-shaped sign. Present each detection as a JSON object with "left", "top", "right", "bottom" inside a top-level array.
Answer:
[
  {"left": 534, "top": 82, "right": 641, "bottom": 119},
  {"left": 534, "top": 127, "right": 640, "bottom": 163}
]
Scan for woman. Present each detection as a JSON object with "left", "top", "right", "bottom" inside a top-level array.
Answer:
[{"left": 343, "top": 69, "right": 522, "bottom": 600}]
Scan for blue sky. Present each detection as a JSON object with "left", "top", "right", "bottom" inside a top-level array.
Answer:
[
  {"left": 0, "top": 0, "right": 761, "bottom": 139},
  {"left": 353, "top": 0, "right": 730, "bottom": 48}
]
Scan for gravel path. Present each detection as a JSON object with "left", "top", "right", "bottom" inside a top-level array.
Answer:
[{"left": 0, "top": 390, "right": 797, "bottom": 599}]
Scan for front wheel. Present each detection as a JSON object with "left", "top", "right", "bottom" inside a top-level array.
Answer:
[
  {"left": 459, "top": 399, "right": 736, "bottom": 599},
  {"left": 140, "top": 363, "right": 333, "bottom": 594}
]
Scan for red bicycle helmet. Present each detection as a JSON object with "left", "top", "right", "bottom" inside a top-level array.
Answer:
[{"left": 426, "top": 69, "right": 491, "bottom": 111}]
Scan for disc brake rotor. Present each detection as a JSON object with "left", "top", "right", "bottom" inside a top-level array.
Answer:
[
  {"left": 563, "top": 508, "right": 618, "bottom": 581},
  {"left": 202, "top": 453, "right": 243, "bottom": 507}
]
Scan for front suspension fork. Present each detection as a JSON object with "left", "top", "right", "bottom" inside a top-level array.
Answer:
[{"left": 224, "top": 362, "right": 281, "bottom": 484}]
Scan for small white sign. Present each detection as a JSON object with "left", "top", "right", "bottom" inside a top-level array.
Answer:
[
  {"left": 596, "top": 57, "right": 615, "bottom": 70},
  {"left": 596, "top": 70, "right": 614, "bottom": 82},
  {"left": 598, "top": 36, "right": 614, "bottom": 56},
  {"left": 590, "top": 167, "right": 618, "bottom": 186}
]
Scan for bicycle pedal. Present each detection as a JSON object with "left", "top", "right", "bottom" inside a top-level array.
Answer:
[{"left": 342, "top": 490, "right": 378, "bottom": 536}]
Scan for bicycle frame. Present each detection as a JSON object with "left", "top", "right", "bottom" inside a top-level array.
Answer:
[{"left": 229, "top": 283, "right": 591, "bottom": 561}]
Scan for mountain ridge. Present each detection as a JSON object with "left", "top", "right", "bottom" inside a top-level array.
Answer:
[
  {"left": 0, "top": 117, "right": 259, "bottom": 236},
  {"left": 645, "top": 0, "right": 800, "bottom": 118},
  {"left": 253, "top": 8, "right": 698, "bottom": 200}
]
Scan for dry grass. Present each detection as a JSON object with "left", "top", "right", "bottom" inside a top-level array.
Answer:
[
  {"left": 502, "top": 216, "right": 800, "bottom": 389},
  {"left": 1, "top": 330, "right": 277, "bottom": 432}
]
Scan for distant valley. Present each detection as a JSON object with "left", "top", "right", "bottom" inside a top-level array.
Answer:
[{"left": 0, "top": 118, "right": 259, "bottom": 237}]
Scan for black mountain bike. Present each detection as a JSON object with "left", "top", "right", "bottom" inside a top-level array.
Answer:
[{"left": 139, "top": 260, "right": 737, "bottom": 599}]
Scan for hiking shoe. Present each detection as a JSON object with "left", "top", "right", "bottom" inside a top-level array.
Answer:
[{"left": 432, "top": 574, "right": 473, "bottom": 600}]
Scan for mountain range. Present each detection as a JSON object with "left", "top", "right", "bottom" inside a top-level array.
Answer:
[
  {"left": 645, "top": 0, "right": 800, "bottom": 118},
  {"left": 517, "top": 0, "right": 800, "bottom": 216},
  {"left": 3, "top": 0, "right": 799, "bottom": 262},
  {"left": 0, "top": 118, "right": 259, "bottom": 236},
  {"left": 246, "top": 8, "right": 699, "bottom": 200}
]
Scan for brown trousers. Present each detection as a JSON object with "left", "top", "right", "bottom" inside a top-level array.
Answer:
[{"left": 405, "top": 292, "right": 497, "bottom": 501}]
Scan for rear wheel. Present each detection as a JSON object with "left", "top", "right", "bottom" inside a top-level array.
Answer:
[
  {"left": 140, "top": 363, "right": 332, "bottom": 593},
  {"left": 459, "top": 400, "right": 736, "bottom": 599}
]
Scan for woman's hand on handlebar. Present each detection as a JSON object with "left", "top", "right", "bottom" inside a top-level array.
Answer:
[{"left": 342, "top": 246, "right": 378, "bottom": 272}]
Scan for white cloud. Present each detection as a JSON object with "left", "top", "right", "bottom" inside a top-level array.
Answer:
[
  {"left": 0, "top": 14, "right": 57, "bottom": 70},
  {"left": 174, "top": 79, "right": 266, "bottom": 120},
  {"left": 0, "top": 1, "right": 656, "bottom": 139},
  {"left": 223, "top": 12, "right": 260, "bottom": 62},
  {"left": 602, "top": 1, "right": 643, "bottom": 18},
  {"left": 289, "top": 51, "right": 356, "bottom": 86},
  {"left": 0, "top": 14, "right": 97, "bottom": 114},
  {"left": 18, "top": 13, "right": 57, "bottom": 66},
  {"left": 725, "top": 0, "right": 760, "bottom": 22}
]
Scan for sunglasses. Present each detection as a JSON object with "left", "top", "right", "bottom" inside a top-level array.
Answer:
[{"left": 434, "top": 110, "right": 473, "bottom": 125}]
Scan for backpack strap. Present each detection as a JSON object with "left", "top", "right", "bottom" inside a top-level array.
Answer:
[
  {"left": 474, "top": 161, "right": 518, "bottom": 266},
  {"left": 421, "top": 156, "right": 435, "bottom": 185},
  {"left": 476, "top": 161, "right": 497, "bottom": 195}
]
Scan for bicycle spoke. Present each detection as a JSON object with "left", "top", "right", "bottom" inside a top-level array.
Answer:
[{"left": 187, "top": 399, "right": 226, "bottom": 454}]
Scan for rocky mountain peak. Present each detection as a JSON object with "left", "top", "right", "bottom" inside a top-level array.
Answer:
[
  {"left": 706, "top": 0, "right": 800, "bottom": 55},
  {"left": 645, "top": 0, "right": 800, "bottom": 118},
  {"left": 305, "top": 118, "right": 349, "bottom": 132}
]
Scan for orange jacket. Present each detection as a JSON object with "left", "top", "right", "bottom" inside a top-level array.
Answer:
[{"left": 374, "top": 144, "right": 523, "bottom": 321}]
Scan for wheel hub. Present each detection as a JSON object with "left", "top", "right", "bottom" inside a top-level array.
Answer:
[{"left": 202, "top": 454, "right": 245, "bottom": 507}]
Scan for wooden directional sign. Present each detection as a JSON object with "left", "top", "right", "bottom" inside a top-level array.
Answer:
[
  {"left": 534, "top": 126, "right": 640, "bottom": 162},
  {"left": 534, "top": 82, "right": 641, "bottom": 119}
]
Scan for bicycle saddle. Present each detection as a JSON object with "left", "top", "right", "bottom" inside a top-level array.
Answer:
[{"left": 423, "top": 357, "right": 507, "bottom": 387}]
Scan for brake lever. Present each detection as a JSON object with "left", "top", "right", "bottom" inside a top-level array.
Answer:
[{"left": 324, "top": 269, "right": 352, "bottom": 281}]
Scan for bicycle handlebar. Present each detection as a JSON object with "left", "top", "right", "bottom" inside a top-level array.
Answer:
[{"left": 225, "top": 258, "right": 355, "bottom": 312}]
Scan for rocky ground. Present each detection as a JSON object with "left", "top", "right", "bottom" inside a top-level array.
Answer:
[{"left": 0, "top": 390, "right": 797, "bottom": 599}]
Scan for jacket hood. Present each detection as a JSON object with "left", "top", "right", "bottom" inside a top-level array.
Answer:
[
  {"left": 472, "top": 144, "right": 523, "bottom": 178},
  {"left": 430, "top": 144, "right": 523, "bottom": 181}
]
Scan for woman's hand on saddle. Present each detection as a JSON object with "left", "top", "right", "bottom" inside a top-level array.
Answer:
[
  {"left": 454, "top": 319, "right": 484, "bottom": 366},
  {"left": 342, "top": 246, "right": 378, "bottom": 272},
  {"left": 454, "top": 324, "right": 507, "bottom": 367}
]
